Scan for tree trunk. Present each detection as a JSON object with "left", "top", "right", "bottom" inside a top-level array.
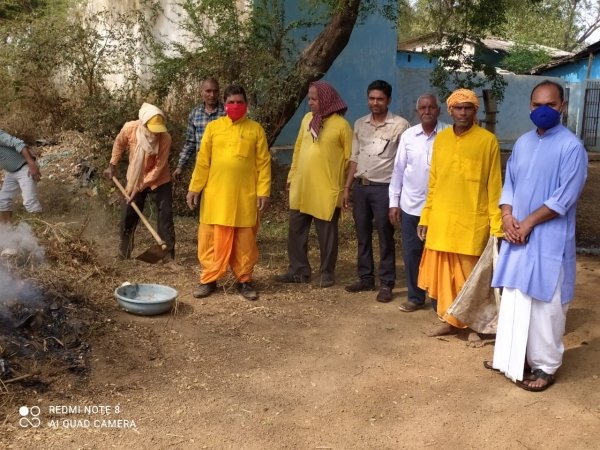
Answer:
[{"left": 265, "top": 0, "right": 362, "bottom": 145}]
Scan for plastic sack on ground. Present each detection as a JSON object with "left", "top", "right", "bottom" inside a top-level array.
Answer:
[{"left": 446, "top": 236, "right": 500, "bottom": 334}]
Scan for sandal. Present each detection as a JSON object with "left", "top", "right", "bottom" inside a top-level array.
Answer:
[
  {"left": 483, "top": 360, "right": 500, "bottom": 372},
  {"left": 516, "top": 369, "right": 555, "bottom": 392},
  {"left": 484, "top": 360, "right": 535, "bottom": 380}
]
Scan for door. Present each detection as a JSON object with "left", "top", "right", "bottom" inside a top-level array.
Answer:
[{"left": 581, "top": 81, "right": 600, "bottom": 149}]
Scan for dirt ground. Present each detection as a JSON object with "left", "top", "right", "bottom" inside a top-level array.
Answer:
[{"left": 0, "top": 143, "right": 599, "bottom": 449}]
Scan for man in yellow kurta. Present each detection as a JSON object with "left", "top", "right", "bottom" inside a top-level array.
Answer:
[
  {"left": 187, "top": 85, "right": 271, "bottom": 301},
  {"left": 274, "top": 81, "right": 352, "bottom": 287},
  {"left": 417, "top": 88, "right": 503, "bottom": 336}
]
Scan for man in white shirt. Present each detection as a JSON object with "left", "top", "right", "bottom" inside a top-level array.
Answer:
[{"left": 389, "top": 94, "right": 449, "bottom": 312}]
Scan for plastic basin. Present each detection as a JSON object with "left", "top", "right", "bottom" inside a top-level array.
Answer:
[{"left": 114, "top": 283, "right": 177, "bottom": 316}]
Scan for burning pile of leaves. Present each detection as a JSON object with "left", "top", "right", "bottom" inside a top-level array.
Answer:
[{"left": 0, "top": 220, "right": 114, "bottom": 390}]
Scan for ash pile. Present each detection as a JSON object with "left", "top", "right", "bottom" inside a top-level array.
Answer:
[{"left": 0, "top": 222, "right": 98, "bottom": 389}]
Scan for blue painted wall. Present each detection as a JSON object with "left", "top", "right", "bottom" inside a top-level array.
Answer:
[
  {"left": 274, "top": 2, "right": 576, "bottom": 152},
  {"left": 539, "top": 55, "right": 600, "bottom": 83},
  {"left": 275, "top": 0, "right": 397, "bottom": 148},
  {"left": 536, "top": 53, "right": 600, "bottom": 147},
  {"left": 394, "top": 69, "right": 566, "bottom": 150},
  {"left": 396, "top": 51, "right": 437, "bottom": 69}
]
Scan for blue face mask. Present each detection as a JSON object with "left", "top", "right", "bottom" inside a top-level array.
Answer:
[{"left": 530, "top": 105, "right": 561, "bottom": 130}]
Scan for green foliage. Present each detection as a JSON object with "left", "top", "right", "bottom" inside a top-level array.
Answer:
[
  {"left": 0, "top": 0, "right": 46, "bottom": 19},
  {"left": 149, "top": 0, "right": 307, "bottom": 140},
  {"left": 501, "top": 0, "right": 600, "bottom": 51},
  {"left": 0, "top": 1, "right": 156, "bottom": 142},
  {"left": 420, "top": 0, "right": 509, "bottom": 101},
  {"left": 402, "top": 0, "right": 600, "bottom": 52},
  {"left": 501, "top": 43, "right": 552, "bottom": 74},
  {"left": 399, "top": 0, "right": 600, "bottom": 100},
  {"left": 428, "top": 40, "right": 508, "bottom": 102}
]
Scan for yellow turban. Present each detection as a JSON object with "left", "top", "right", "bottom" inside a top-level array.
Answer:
[{"left": 447, "top": 88, "right": 479, "bottom": 113}]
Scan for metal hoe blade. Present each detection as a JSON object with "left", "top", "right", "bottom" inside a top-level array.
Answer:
[{"left": 135, "top": 244, "right": 168, "bottom": 264}]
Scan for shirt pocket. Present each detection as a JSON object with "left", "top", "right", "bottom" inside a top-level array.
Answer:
[
  {"left": 237, "top": 133, "right": 256, "bottom": 158},
  {"left": 460, "top": 157, "right": 483, "bottom": 182},
  {"left": 360, "top": 136, "right": 391, "bottom": 157}
]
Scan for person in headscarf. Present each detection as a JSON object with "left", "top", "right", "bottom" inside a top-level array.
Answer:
[
  {"left": 104, "top": 103, "right": 175, "bottom": 261},
  {"left": 186, "top": 85, "right": 271, "bottom": 301},
  {"left": 416, "top": 88, "right": 503, "bottom": 338},
  {"left": 274, "top": 81, "right": 352, "bottom": 287}
]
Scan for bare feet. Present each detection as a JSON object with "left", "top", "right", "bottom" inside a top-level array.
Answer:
[
  {"left": 426, "top": 323, "right": 458, "bottom": 337},
  {"left": 466, "top": 331, "right": 484, "bottom": 348}
]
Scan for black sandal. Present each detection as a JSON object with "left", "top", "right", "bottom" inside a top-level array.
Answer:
[
  {"left": 483, "top": 360, "right": 500, "bottom": 372},
  {"left": 516, "top": 369, "right": 555, "bottom": 392}
]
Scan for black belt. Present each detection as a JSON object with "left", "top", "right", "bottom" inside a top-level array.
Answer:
[
  {"left": 16, "top": 161, "right": 28, "bottom": 171},
  {"left": 357, "top": 177, "right": 389, "bottom": 186}
]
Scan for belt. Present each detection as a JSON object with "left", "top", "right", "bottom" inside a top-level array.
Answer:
[{"left": 358, "top": 177, "right": 388, "bottom": 186}]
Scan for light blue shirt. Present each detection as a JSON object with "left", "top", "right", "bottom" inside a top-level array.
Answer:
[{"left": 492, "top": 124, "right": 588, "bottom": 303}]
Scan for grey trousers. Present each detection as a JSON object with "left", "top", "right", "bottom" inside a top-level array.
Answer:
[
  {"left": 286, "top": 208, "right": 340, "bottom": 280},
  {"left": 352, "top": 183, "right": 396, "bottom": 287}
]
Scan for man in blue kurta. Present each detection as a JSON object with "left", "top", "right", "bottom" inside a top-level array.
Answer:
[{"left": 490, "top": 80, "right": 588, "bottom": 391}]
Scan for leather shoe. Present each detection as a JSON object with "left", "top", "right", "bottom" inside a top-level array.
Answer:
[
  {"left": 237, "top": 282, "right": 258, "bottom": 301},
  {"left": 315, "top": 277, "right": 335, "bottom": 288},
  {"left": 193, "top": 281, "right": 216, "bottom": 298},
  {"left": 376, "top": 286, "right": 393, "bottom": 303},
  {"left": 345, "top": 279, "right": 376, "bottom": 292},
  {"left": 274, "top": 272, "right": 310, "bottom": 283},
  {"left": 398, "top": 300, "right": 425, "bottom": 312}
]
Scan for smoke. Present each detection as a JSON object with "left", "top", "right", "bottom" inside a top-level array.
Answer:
[
  {"left": 0, "top": 222, "right": 45, "bottom": 312},
  {"left": 0, "top": 222, "right": 45, "bottom": 262}
]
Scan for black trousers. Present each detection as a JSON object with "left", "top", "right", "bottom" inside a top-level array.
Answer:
[
  {"left": 351, "top": 183, "right": 395, "bottom": 287},
  {"left": 400, "top": 209, "right": 426, "bottom": 304},
  {"left": 120, "top": 182, "right": 175, "bottom": 259},
  {"left": 287, "top": 208, "right": 340, "bottom": 281}
]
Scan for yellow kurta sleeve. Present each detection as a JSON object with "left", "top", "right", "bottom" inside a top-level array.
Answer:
[
  {"left": 255, "top": 124, "right": 271, "bottom": 197},
  {"left": 487, "top": 140, "right": 503, "bottom": 238},
  {"left": 287, "top": 114, "right": 310, "bottom": 184}
]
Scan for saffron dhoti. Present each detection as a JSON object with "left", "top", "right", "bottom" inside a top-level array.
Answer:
[
  {"left": 418, "top": 249, "right": 478, "bottom": 328},
  {"left": 198, "top": 222, "right": 258, "bottom": 284}
]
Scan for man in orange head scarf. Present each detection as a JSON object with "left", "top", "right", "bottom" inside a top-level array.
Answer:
[
  {"left": 275, "top": 81, "right": 352, "bottom": 287},
  {"left": 417, "top": 88, "right": 503, "bottom": 338}
]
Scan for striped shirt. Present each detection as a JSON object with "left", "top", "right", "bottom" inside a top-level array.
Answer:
[
  {"left": 0, "top": 130, "right": 28, "bottom": 172},
  {"left": 177, "top": 102, "right": 225, "bottom": 170}
]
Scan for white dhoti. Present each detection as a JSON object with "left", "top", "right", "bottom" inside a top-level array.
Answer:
[{"left": 492, "top": 270, "right": 569, "bottom": 382}]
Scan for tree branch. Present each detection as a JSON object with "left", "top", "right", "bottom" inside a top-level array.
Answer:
[{"left": 266, "top": 0, "right": 361, "bottom": 145}]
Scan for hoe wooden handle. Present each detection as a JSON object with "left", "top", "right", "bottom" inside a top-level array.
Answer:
[{"left": 112, "top": 176, "right": 167, "bottom": 250}]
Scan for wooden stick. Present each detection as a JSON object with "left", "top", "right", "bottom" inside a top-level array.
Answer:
[
  {"left": 3, "top": 374, "right": 33, "bottom": 384},
  {"left": 112, "top": 176, "right": 167, "bottom": 249}
]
